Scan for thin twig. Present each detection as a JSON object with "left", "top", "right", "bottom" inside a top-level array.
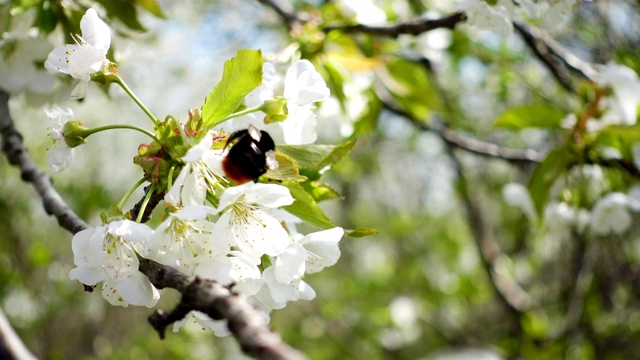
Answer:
[
  {"left": 255, "top": 0, "right": 307, "bottom": 28},
  {"left": 324, "top": 12, "right": 465, "bottom": 37},
  {"left": 380, "top": 94, "right": 545, "bottom": 164},
  {"left": 514, "top": 22, "right": 598, "bottom": 84},
  {"left": 447, "top": 146, "right": 531, "bottom": 337}
]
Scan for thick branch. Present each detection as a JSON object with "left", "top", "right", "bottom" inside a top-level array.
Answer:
[
  {"left": 140, "top": 258, "right": 307, "bottom": 360},
  {"left": 0, "top": 90, "right": 306, "bottom": 360}
]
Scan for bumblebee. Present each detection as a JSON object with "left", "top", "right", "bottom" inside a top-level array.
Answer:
[{"left": 222, "top": 124, "right": 278, "bottom": 184}]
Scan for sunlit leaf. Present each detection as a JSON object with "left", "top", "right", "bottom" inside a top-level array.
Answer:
[
  {"left": 282, "top": 181, "right": 336, "bottom": 229},
  {"left": 301, "top": 182, "right": 341, "bottom": 202},
  {"left": 202, "top": 49, "right": 263, "bottom": 129},
  {"left": 494, "top": 103, "right": 565, "bottom": 129},
  {"left": 264, "top": 152, "right": 307, "bottom": 182}
]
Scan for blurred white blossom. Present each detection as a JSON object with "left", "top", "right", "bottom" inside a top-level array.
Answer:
[
  {"left": 69, "top": 220, "right": 159, "bottom": 307},
  {"left": 596, "top": 63, "right": 640, "bottom": 126},
  {"left": 590, "top": 193, "right": 637, "bottom": 235}
]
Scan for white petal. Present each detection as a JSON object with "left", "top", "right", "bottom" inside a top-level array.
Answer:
[
  {"left": 44, "top": 46, "right": 74, "bottom": 75},
  {"left": 182, "top": 134, "right": 214, "bottom": 162},
  {"left": 165, "top": 163, "right": 191, "bottom": 205},
  {"left": 283, "top": 60, "right": 330, "bottom": 105},
  {"left": 300, "top": 227, "right": 344, "bottom": 273},
  {"left": 70, "top": 80, "right": 88, "bottom": 100},
  {"left": 295, "top": 279, "right": 316, "bottom": 301},
  {"left": 281, "top": 107, "right": 317, "bottom": 145},
  {"left": 102, "top": 272, "right": 159, "bottom": 308},
  {"left": 274, "top": 243, "right": 307, "bottom": 283},
  {"left": 241, "top": 182, "right": 295, "bottom": 208},
  {"left": 47, "top": 142, "right": 74, "bottom": 173},
  {"left": 216, "top": 209, "right": 290, "bottom": 260},
  {"left": 80, "top": 9, "right": 111, "bottom": 53}
]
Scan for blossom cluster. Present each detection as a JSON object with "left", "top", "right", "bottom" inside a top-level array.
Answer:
[{"left": 43, "top": 8, "right": 344, "bottom": 336}]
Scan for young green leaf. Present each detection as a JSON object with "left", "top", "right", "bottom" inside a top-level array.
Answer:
[
  {"left": 494, "top": 103, "right": 565, "bottom": 130},
  {"left": 264, "top": 152, "right": 307, "bottom": 182},
  {"left": 301, "top": 181, "right": 342, "bottom": 202},
  {"left": 282, "top": 181, "right": 336, "bottom": 229},
  {"left": 202, "top": 49, "right": 263, "bottom": 129},
  {"left": 278, "top": 140, "right": 356, "bottom": 178}
]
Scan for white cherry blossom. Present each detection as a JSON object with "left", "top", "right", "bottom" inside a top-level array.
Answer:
[
  {"left": 590, "top": 193, "right": 635, "bottom": 236},
  {"left": 595, "top": 63, "right": 640, "bottom": 126},
  {"left": 69, "top": 220, "right": 158, "bottom": 307},
  {"left": 165, "top": 133, "right": 225, "bottom": 206},
  {"left": 274, "top": 227, "right": 344, "bottom": 283},
  {"left": 253, "top": 266, "right": 316, "bottom": 311},
  {"left": 146, "top": 205, "right": 228, "bottom": 274},
  {"left": 213, "top": 182, "right": 294, "bottom": 262},
  {"left": 44, "top": 8, "right": 111, "bottom": 99},
  {"left": 222, "top": 60, "right": 329, "bottom": 145}
]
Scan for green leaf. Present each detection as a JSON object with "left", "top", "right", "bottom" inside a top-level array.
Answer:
[
  {"left": 598, "top": 125, "right": 640, "bottom": 143},
  {"left": 36, "top": 0, "right": 58, "bottom": 34},
  {"left": 278, "top": 140, "right": 356, "bottom": 179},
  {"left": 494, "top": 103, "right": 565, "bottom": 130},
  {"left": 345, "top": 228, "right": 378, "bottom": 238},
  {"left": 378, "top": 57, "right": 442, "bottom": 120},
  {"left": 202, "top": 49, "right": 263, "bottom": 128},
  {"left": 264, "top": 152, "right": 307, "bottom": 181},
  {"left": 282, "top": 181, "right": 336, "bottom": 229},
  {"left": 301, "top": 182, "right": 341, "bottom": 202},
  {"left": 528, "top": 146, "right": 573, "bottom": 216},
  {"left": 97, "top": 0, "right": 146, "bottom": 31},
  {"left": 136, "top": 0, "right": 165, "bottom": 18}
]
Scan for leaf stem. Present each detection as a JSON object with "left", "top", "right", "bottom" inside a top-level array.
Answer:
[
  {"left": 81, "top": 124, "right": 159, "bottom": 142},
  {"left": 113, "top": 75, "right": 160, "bottom": 127},
  {"left": 118, "top": 176, "right": 149, "bottom": 210},
  {"left": 136, "top": 183, "right": 157, "bottom": 223}
]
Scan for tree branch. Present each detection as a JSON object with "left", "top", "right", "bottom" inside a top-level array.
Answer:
[
  {"left": 379, "top": 94, "right": 545, "bottom": 164},
  {"left": 140, "top": 259, "right": 307, "bottom": 360},
  {"left": 0, "top": 308, "right": 37, "bottom": 360},
  {"left": 0, "top": 90, "right": 306, "bottom": 360},
  {"left": 513, "top": 22, "right": 598, "bottom": 95},
  {"left": 0, "top": 90, "right": 88, "bottom": 234},
  {"left": 254, "top": 0, "right": 307, "bottom": 28},
  {"left": 447, "top": 147, "right": 531, "bottom": 337},
  {"left": 324, "top": 12, "right": 465, "bottom": 37}
]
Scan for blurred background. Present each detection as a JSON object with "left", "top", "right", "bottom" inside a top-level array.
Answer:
[{"left": 2, "top": 0, "right": 640, "bottom": 359}]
